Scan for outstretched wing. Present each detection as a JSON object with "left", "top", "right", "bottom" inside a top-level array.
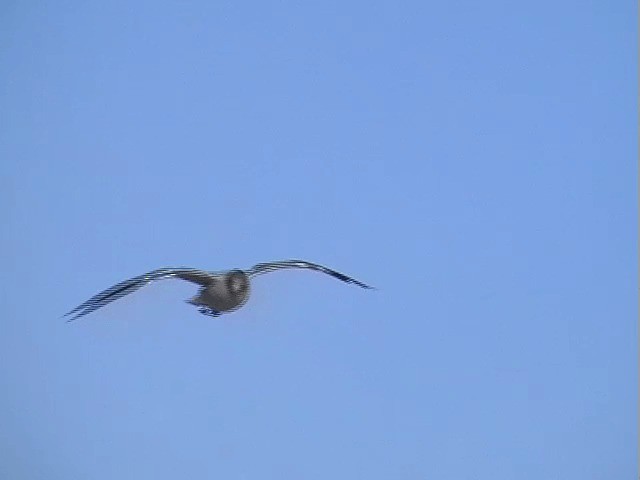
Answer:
[
  {"left": 64, "top": 267, "right": 216, "bottom": 322},
  {"left": 247, "top": 260, "right": 373, "bottom": 289}
]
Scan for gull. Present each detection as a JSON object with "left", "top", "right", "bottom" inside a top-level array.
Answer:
[{"left": 64, "top": 260, "right": 373, "bottom": 322}]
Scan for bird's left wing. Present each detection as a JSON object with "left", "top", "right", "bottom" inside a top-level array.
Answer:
[
  {"left": 246, "top": 259, "right": 374, "bottom": 289},
  {"left": 64, "top": 267, "right": 216, "bottom": 322}
]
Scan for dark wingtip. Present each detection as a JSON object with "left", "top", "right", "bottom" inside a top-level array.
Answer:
[
  {"left": 347, "top": 278, "right": 375, "bottom": 290},
  {"left": 62, "top": 306, "right": 83, "bottom": 318},
  {"left": 63, "top": 310, "right": 86, "bottom": 323}
]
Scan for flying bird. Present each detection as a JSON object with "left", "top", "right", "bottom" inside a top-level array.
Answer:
[{"left": 64, "top": 260, "right": 373, "bottom": 322}]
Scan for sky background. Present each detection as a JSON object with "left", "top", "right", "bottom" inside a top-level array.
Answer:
[{"left": 0, "top": 1, "right": 636, "bottom": 478}]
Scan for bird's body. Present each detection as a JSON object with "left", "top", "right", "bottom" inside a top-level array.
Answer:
[
  {"left": 64, "top": 260, "right": 372, "bottom": 322},
  {"left": 185, "top": 269, "right": 251, "bottom": 316}
]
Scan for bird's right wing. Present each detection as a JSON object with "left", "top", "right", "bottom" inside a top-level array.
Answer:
[
  {"left": 247, "top": 260, "right": 374, "bottom": 289},
  {"left": 64, "top": 267, "right": 216, "bottom": 322}
]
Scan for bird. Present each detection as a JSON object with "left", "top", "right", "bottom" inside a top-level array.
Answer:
[{"left": 64, "top": 259, "right": 373, "bottom": 322}]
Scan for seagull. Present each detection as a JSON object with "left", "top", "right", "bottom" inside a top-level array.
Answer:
[{"left": 64, "top": 260, "right": 373, "bottom": 322}]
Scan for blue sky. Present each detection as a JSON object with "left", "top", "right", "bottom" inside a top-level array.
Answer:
[{"left": 0, "top": 1, "right": 636, "bottom": 478}]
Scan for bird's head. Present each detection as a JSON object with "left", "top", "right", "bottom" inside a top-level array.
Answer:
[{"left": 226, "top": 270, "right": 250, "bottom": 298}]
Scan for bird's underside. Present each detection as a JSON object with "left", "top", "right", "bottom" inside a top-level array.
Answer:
[{"left": 64, "top": 260, "right": 373, "bottom": 322}]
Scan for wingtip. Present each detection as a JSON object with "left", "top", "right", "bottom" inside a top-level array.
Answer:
[
  {"left": 352, "top": 280, "right": 375, "bottom": 290},
  {"left": 62, "top": 307, "right": 82, "bottom": 318},
  {"left": 64, "top": 312, "right": 83, "bottom": 323}
]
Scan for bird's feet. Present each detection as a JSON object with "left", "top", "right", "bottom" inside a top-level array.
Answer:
[{"left": 197, "top": 306, "right": 221, "bottom": 318}]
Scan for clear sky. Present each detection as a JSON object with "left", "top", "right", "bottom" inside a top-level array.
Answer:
[{"left": 1, "top": 1, "right": 636, "bottom": 478}]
